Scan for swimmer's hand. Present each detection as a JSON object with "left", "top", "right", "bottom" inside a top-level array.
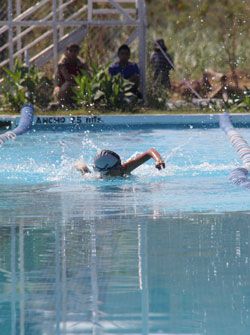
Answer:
[
  {"left": 74, "top": 160, "right": 91, "bottom": 174},
  {"left": 155, "top": 160, "right": 165, "bottom": 170}
]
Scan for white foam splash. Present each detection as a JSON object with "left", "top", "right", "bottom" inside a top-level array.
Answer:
[
  {"left": 132, "top": 162, "right": 237, "bottom": 178},
  {"left": 0, "top": 159, "right": 238, "bottom": 182}
]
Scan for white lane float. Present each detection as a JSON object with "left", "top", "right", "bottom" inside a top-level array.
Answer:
[
  {"left": 220, "top": 112, "right": 250, "bottom": 188},
  {"left": 0, "top": 104, "right": 34, "bottom": 145}
]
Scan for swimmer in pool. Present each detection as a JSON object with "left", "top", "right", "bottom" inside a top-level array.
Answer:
[{"left": 75, "top": 148, "right": 165, "bottom": 177}]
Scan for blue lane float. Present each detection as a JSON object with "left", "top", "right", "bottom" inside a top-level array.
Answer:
[
  {"left": 0, "top": 104, "right": 34, "bottom": 145},
  {"left": 220, "top": 112, "right": 250, "bottom": 188}
]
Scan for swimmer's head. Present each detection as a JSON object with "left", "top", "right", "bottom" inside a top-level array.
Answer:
[{"left": 93, "top": 150, "right": 121, "bottom": 175}]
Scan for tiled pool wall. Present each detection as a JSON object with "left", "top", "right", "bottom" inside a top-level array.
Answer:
[{"left": 1, "top": 114, "right": 250, "bottom": 131}]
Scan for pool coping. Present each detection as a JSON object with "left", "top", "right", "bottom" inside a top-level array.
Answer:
[{"left": 1, "top": 113, "right": 250, "bottom": 130}]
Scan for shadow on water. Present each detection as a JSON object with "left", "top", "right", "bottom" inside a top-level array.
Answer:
[{"left": 0, "top": 184, "right": 250, "bottom": 335}]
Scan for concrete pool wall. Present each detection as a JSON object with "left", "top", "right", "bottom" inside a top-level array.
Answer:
[{"left": 1, "top": 114, "right": 250, "bottom": 130}]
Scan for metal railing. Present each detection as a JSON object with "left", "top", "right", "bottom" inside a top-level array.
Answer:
[
  {"left": 0, "top": 0, "right": 89, "bottom": 72},
  {"left": 0, "top": 0, "right": 146, "bottom": 97}
]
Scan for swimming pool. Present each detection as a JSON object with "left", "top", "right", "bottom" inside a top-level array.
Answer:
[{"left": 0, "top": 125, "right": 250, "bottom": 334}]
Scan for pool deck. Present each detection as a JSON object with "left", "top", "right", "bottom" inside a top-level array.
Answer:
[{"left": 1, "top": 113, "right": 250, "bottom": 130}]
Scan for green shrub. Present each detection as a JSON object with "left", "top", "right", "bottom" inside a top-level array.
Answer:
[
  {"left": 146, "top": 69, "right": 169, "bottom": 109},
  {"left": 94, "top": 69, "right": 135, "bottom": 109},
  {"left": 73, "top": 74, "right": 94, "bottom": 107},
  {"left": 242, "top": 89, "right": 250, "bottom": 110},
  {"left": 73, "top": 67, "right": 136, "bottom": 111},
  {"left": 2, "top": 60, "right": 53, "bottom": 112},
  {"left": 232, "top": 88, "right": 250, "bottom": 111}
]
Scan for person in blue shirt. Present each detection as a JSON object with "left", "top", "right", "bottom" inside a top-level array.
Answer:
[{"left": 109, "top": 44, "right": 142, "bottom": 98}]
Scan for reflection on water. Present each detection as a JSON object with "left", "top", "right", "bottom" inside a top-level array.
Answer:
[{"left": 0, "top": 185, "right": 250, "bottom": 335}]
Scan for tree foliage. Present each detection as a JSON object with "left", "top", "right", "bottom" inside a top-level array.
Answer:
[{"left": 147, "top": 0, "right": 250, "bottom": 78}]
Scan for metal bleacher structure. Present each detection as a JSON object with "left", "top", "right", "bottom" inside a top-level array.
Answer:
[{"left": 0, "top": 0, "right": 147, "bottom": 96}]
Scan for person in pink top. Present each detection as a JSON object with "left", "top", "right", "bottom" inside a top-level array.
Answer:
[{"left": 53, "top": 44, "right": 89, "bottom": 106}]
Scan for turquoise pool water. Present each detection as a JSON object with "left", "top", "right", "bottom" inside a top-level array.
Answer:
[{"left": 0, "top": 127, "right": 250, "bottom": 334}]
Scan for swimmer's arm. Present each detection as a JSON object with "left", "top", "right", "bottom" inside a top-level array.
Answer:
[
  {"left": 122, "top": 148, "right": 165, "bottom": 174},
  {"left": 74, "top": 160, "right": 91, "bottom": 175}
]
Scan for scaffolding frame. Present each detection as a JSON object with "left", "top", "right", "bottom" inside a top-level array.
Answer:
[{"left": 0, "top": 0, "right": 147, "bottom": 98}]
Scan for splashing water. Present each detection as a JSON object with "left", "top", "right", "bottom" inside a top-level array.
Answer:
[{"left": 0, "top": 127, "right": 249, "bottom": 212}]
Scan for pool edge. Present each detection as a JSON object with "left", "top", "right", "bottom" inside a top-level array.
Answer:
[{"left": 2, "top": 113, "right": 250, "bottom": 130}]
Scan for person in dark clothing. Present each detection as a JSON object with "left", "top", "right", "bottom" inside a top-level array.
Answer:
[
  {"left": 150, "top": 39, "right": 174, "bottom": 90},
  {"left": 109, "top": 44, "right": 142, "bottom": 98},
  {"left": 53, "top": 44, "right": 89, "bottom": 106}
]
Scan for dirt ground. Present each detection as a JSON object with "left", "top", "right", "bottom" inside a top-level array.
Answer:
[{"left": 171, "top": 70, "right": 250, "bottom": 101}]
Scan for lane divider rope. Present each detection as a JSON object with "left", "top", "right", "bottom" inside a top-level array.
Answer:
[
  {"left": 0, "top": 104, "right": 34, "bottom": 146},
  {"left": 220, "top": 112, "right": 250, "bottom": 188}
]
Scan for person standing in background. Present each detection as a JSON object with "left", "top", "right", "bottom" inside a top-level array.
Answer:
[{"left": 151, "top": 39, "right": 174, "bottom": 90}]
